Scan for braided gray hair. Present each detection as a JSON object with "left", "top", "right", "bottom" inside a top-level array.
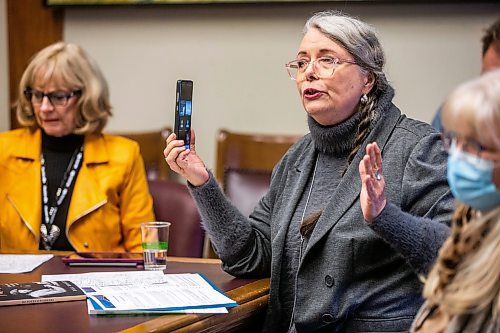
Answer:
[{"left": 305, "top": 11, "right": 393, "bottom": 167}]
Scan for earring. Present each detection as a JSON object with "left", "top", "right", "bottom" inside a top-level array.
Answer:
[{"left": 360, "top": 94, "right": 368, "bottom": 104}]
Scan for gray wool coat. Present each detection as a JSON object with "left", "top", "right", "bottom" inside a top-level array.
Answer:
[{"left": 190, "top": 104, "right": 454, "bottom": 332}]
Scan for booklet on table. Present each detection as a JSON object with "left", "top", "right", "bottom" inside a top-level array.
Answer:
[{"left": 42, "top": 271, "right": 237, "bottom": 315}]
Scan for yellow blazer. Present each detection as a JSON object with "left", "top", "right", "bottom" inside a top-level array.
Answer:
[{"left": 0, "top": 128, "right": 155, "bottom": 252}]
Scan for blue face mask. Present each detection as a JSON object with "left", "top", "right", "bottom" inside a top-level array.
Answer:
[{"left": 447, "top": 147, "right": 500, "bottom": 211}]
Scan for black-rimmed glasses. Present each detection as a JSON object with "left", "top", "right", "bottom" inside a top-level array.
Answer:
[
  {"left": 285, "top": 56, "right": 358, "bottom": 81},
  {"left": 24, "top": 88, "right": 81, "bottom": 107}
]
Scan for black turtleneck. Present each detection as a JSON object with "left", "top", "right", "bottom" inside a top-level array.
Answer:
[{"left": 40, "top": 130, "right": 84, "bottom": 251}]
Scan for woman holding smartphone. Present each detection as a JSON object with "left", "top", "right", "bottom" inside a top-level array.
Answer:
[{"left": 165, "top": 10, "right": 453, "bottom": 332}]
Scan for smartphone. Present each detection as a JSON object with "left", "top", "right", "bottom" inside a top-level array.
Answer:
[
  {"left": 62, "top": 252, "right": 144, "bottom": 267},
  {"left": 174, "top": 80, "right": 193, "bottom": 149}
]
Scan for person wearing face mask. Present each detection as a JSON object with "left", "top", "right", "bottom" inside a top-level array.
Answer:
[
  {"left": 0, "top": 42, "right": 154, "bottom": 252},
  {"left": 165, "top": 10, "right": 454, "bottom": 333},
  {"left": 409, "top": 69, "right": 500, "bottom": 332}
]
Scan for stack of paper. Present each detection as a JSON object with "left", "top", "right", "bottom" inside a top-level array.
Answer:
[
  {"left": 42, "top": 271, "right": 237, "bottom": 315},
  {"left": 0, "top": 254, "right": 53, "bottom": 273}
]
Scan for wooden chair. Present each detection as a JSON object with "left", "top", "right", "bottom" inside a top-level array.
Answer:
[
  {"left": 148, "top": 179, "right": 205, "bottom": 258},
  {"left": 216, "top": 129, "right": 302, "bottom": 213},
  {"left": 204, "top": 129, "right": 302, "bottom": 258},
  {"left": 112, "top": 127, "right": 172, "bottom": 180}
]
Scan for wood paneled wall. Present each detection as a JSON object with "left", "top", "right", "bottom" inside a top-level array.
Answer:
[{"left": 7, "top": 0, "right": 63, "bottom": 129}]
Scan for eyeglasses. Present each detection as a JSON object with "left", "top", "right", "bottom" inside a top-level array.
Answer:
[
  {"left": 24, "top": 88, "right": 81, "bottom": 107},
  {"left": 285, "top": 56, "right": 358, "bottom": 81},
  {"left": 441, "top": 132, "right": 487, "bottom": 159}
]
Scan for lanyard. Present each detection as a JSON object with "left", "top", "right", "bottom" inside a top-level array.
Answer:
[{"left": 40, "top": 145, "right": 83, "bottom": 250}]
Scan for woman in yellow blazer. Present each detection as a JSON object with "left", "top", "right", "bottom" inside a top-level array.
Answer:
[{"left": 0, "top": 42, "right": 154, "bottom": 252}]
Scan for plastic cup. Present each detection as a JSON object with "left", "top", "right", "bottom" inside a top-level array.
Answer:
[{"left": 140, "top": 221, "right": 170, "bottom": 271}]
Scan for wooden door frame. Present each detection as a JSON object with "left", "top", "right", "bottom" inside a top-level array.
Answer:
[{"left": 7, "top": 0, "right": 63, "bottom": 129}]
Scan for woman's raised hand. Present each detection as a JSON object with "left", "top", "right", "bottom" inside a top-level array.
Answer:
[
  {"left": 164, "top": 129, "right": 209, "bottom": 187},
  {"left": 359, "top": 142, "right": 387, "bottom": 222}
]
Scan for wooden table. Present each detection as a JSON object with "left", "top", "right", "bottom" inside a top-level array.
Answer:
[{"left": 0, "top": 255, "right": 269, "bottom": 333}]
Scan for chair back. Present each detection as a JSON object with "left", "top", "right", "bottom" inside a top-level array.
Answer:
[
  {"left": 216, "top": 129, "right": 301, "bottom": 216},
  {"left": 113, "top": 128, "right": 171, "bottom": 180},
  {"left": 204, "top": 129, "right": 301, "bottom": 258},
  {"left": 148, "top": 179, "right": 204, "bottom": 258}
]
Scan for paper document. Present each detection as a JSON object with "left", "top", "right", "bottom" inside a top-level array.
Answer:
[
  {"left": 42, "top": 270, "right": 167, "bottom": 287},
  {"left": 42, "top": 271, "right": 236, "bottom": 315},
  {"left": 0, "top": 254, "right": 53, "bottom": 273}
]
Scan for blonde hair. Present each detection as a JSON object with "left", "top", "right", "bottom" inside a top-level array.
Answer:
[
  {"left": 442, "top": 68, "right": 500, "bottom": 149},
  {"left": 424, "top": 69, "right": 500, "bottom": 318},
  {"left": 16, "top": 42, "right": 112, "bottom": 135}
]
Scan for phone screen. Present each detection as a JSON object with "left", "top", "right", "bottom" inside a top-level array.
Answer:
[{"left": 174, "top": 80, "right": 193, "bottom": 149}]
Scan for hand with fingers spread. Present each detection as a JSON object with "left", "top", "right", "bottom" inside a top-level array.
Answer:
[
  {"left": 359, "top": 142, "right": 387, "bottom": 222},
  {"left": 164, "top": 128, "right": 209, "bottom": 187}
]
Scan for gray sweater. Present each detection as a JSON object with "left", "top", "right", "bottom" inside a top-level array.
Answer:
[{"left": 190, "top": 91, "right": 453, "bottom": 332}]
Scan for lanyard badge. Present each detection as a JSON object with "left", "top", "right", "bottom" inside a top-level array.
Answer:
[{"left": 40, "top": 145, "right": 83, "bottom": 250}]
